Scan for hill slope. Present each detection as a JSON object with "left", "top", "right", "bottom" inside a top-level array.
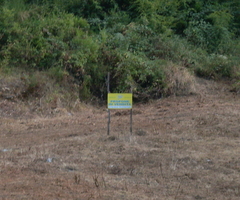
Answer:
[{"left": 0, "top": 78, "right": 240, "bottom": 199}]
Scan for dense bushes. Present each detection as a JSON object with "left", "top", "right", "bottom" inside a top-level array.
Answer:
[
  {"left": 0, "top": 0, "right": 239, "bottom": 101},
  {"left": 0, "top": 6, "right": 98, "bottom": 76}
]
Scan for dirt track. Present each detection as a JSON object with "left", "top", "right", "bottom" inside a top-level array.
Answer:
[{"left": 0, "top": 78, "right": 240, "bottom": 200}]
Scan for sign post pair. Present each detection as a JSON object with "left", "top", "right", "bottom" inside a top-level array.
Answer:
[
  {"left": 106, "top": 72, "right": 133, "bottom": 135},
  {"left": 107, "top": 93, "right": 133, "bottom": 135}
]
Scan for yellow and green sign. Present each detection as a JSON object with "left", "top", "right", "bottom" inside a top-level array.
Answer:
[{"left": 108, "top": 93, "right": 132, "bottom": 109}]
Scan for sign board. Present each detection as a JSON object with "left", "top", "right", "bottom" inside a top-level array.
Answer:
[{"left": 108, "top": 93, "right": 132, "bottom": 109}]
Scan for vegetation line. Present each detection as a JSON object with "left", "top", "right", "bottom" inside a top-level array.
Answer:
[{"left": 0, "top": 0, "right": 239, "bottom": 102}]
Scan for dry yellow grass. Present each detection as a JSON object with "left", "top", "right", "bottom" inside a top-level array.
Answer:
[{"left": 0, "top": 78, "right": 240, "bottom": 199}]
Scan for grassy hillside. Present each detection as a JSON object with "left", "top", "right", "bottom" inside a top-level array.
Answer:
[{"left": 0, "top": 0, "right": 240, "bottom": 104}]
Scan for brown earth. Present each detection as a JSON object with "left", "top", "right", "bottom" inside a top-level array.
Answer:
[{"left": 0, "top": 78, "right": 240, "bottom": 200}]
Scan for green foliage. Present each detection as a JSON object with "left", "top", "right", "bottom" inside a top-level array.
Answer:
[
  {"left": 184, "top": 18, "right": 232, "bottom": 53},
  {"left": 47, "top": 66, "right": 68, "bottom": 82},
  {"left": 0, "top": 0, "right": 240, "bottom": 102},
  {"left": 195, "top": 54, "right": 234, "bottom": 78},
  {"left": 4, "top": 0, "right": 27, "bottom": 11},
  {"left": 112, "top": 53, "right": 166, "bottom": 100},
  {"left": 207, "top": 10, "right": 232, "bottom": 27},
  {"left": 0, "top": 6, "right": 98, "bottom": 72},
  {"left": 0, "top": 0, "right": 4, "bottom": 7}
]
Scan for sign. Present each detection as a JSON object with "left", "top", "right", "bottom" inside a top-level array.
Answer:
[{"left": 108, "top": 93, "right": 132, "bottom": 109}]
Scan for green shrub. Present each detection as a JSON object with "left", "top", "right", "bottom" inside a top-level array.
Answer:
[
  {"left": 1, "top": 6, "right": 98, "bottom": 70},
  {"left": 195, "top": 54, "right": 235, "bottom": 79},
  {"left": 112, "top": 53, "right": 166, "bottom": 100}
]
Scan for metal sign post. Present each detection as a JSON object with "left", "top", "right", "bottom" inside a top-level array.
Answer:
[
  {"left": 130, "top": 88, "right": 133, "bottom": 135},
  {"left": 130, "top": 108, "right": 132, "bottom": 134},
  {"left": 107, "top": 72, "right": 110, "bottom": 135}
]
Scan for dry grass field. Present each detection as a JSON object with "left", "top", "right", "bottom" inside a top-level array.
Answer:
[{"left": 0, "top": 78, "right": 240, "bottom": 200}]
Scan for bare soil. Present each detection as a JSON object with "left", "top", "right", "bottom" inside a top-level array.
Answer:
[{"left": 0, "top": 78, "right": 240, "bottom": 200}]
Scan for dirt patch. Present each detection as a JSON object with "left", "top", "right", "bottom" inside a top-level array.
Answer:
[{"left": 0, "top": 78, "right": 240, "bottom": 199}]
